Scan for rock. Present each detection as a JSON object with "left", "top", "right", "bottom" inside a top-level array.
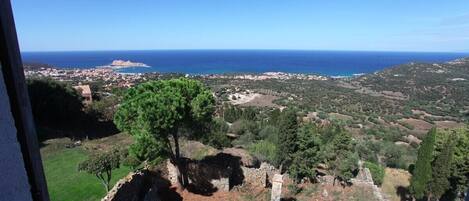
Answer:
[
  {"left": 210, "top": 177, "right": 230, "bottom": 192},
  {"left": 322, "top": 189, "right": 328, "bottom": 197},
  {"left": 405, "top": 135, "right": 422, "bottom": 145},
  {"left": 166, "top": 160, "right": 179, "bottom": 186}
]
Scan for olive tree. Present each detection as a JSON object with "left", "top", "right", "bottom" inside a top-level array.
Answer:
[{"left": 113, "top": 78, "right": 215, "bottom": 186}]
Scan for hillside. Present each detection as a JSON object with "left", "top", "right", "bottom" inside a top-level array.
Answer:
[{"left": 354, "top": 58, "right": 469, "bottom": 120}]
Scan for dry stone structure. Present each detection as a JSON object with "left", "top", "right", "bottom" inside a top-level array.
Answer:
[
  {"left": 351, "top": 161, "right": 388, "bottom": 201},
  {"left": 271, "top": 174, "right": 283, "bottom": 201},
  {"left": 102, "top": 170, "right": 158, "bottom": 201}
]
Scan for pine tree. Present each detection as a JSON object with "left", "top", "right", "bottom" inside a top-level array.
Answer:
[
  {"left": 275, "top": 109, "right": 298, "bottom": 171},
  {"left": 429, "top": 135, "right": 455, "bottom": 199},
  {"left": 409, "top": 128, "right": 436, "bottom": 199},
  {"left": 289, "top": 124, "right": 323, "bottom": 181}
]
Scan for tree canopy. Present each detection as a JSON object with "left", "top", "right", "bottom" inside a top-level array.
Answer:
[
  {"left": 78, "top": 150, "right": 121, "bottom": 192},
  {"left": 27, "top": 78, "right": 84, "bottom": 129},
  {"left": 113, "top": 78, "right": 215, "bottom": 186}
]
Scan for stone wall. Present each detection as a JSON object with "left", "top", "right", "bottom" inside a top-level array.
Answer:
[
  {"left": 351, "top": 161, "right": 388, "bottom": 201},
  {"left": 165, "top": 158, "right": 279, "bottom": 191},
  {"left": 241, "top": 166, "right": 267, "bottom": 187},
  {"left": 102, "top": 170, "right": 157, "bottom": 201},
  {"left": 166, "top": 158, "right": 232, "bottom": 192},
  {"left": 241, "top": 162, "right": 278, "bottom": 187}
]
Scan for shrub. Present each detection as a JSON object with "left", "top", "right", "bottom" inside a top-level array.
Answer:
[
  {"left": 201, "top": 118, "right": 230, "bottom": 149},
  {"left": 287, "top": 183, "right": 302, "bottom": 195},
  {"left": 364, "top": 161, "right": 385, "bottom": 186},
  {"left": 122, "top": 155, "right": 141, "bottom": 170},
  {"left": 247, "top": 140, "right": 277, "bottom": 164},
  {"left": 258, "top": 125, "right": 279, "bottom": 144}
]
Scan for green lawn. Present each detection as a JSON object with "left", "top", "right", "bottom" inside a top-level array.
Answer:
[{"left": 42, "top": 146, "right": 131, "bottom": 201}]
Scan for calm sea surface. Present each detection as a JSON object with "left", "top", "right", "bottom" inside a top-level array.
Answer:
[{"left": 21, "top": 50, "right": 469, "bottom": 76}]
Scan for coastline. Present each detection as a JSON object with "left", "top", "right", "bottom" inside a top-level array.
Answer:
[{"left": 21, "top": 50, "right": 469, "bottom": 76}]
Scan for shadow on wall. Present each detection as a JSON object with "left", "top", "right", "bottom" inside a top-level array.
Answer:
[
  {"left": 395, "top": 186, "right": 412, "bottom": 201},
  {"left": 154, "top": 172, "right": 183, "bottom": 201},
  {"left": 183, "top": 153, "right": 244, "bottom": 196}
]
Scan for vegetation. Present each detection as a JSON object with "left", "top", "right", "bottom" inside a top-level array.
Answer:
[
  {"left": 32, "top": 58, "right": 469, "bottom": 200},
  {"left": 408, "top": 127, "right": 469, "bottom": 200},
  {"left": 288, "top": 124, "right": 322, "bottom": 182},
  {"left": 429, "top": 135, "right": 454, "bottom": 199},
  {"left": 276, "top": 109, "right": 299, "bottom": 171},
  {"left": 27, "top": 79, "right": 84, "bottom": 131},
  {"left": 78, "top": 149, "right": 121, "bottom": 192},
  {"left": 323, "top": 126, "right": 359, "bottom": 184},
  {"left": 114, "top": 78, "right": 215, "bottom": 186},
  {"left": 41, "top": 138, "right": 131, "bottom": 201},
  {"left": 409, "top": 128, "right": 436, "bottom": 199},
  {"left": 364, "top": 161, "right": 385, "bottom": 186}
]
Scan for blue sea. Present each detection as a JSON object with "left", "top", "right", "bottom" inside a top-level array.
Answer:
[{"left": 21, "top": 50, "right": 469, "bottom": 76}]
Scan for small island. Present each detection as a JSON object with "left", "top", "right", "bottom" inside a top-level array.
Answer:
[{"left": 98, "top": 59, "right": 150, "bottom": 69}]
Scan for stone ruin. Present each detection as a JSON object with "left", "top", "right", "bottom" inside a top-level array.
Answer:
[
  {"left": 103, "top": 156, "right": 393, "bottom": 201},
  {"left": 351, "top": 161, "right": 388, "bottom": 201},
  {"left": 271, "top": 174, "right": 283, "bottom": 201},
  {"left": 165, "top": 152, "right": 279, "bottom": 192},
  {"left": 102, "top": 170, "right": 159, "bottom": 201},
  {"left": 103, "top": 150, "right": 282, "bottom": 200}
]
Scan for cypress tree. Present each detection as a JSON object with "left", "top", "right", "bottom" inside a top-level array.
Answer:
[
  {"left": 409, "top": 128, "right": 436, "bottom": 199},
  {"left": 429, "top": 135, "right": 455, "bottom": 199}
]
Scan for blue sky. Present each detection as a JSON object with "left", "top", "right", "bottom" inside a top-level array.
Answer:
[{"left": 12, "top": 0, "right": 469, "bottom": 52}]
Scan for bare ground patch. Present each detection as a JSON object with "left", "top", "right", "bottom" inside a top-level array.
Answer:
[
  {"left": 434, "top": 120, "right": 465, "bottom": 129},
  {"left": 399, "top": 118, "right": 433, "bottom": 132},
  {"left": 239, "top": 94, "right": 281, "bottom": 108},
  {"left": 381, "top": 168, "right": 411, "bottom": 201}
]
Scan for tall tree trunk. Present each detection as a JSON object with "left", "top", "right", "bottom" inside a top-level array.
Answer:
[{"left": 172, "top": 132, "right": 189, "bottom": 187}]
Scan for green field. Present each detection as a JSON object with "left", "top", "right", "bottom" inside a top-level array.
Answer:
[{"left": 41, "top": 139, "right": 132, "bottom": 201}]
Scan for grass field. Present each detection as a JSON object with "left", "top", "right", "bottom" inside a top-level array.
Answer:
[{"left": 41, "top": 137, "right": 132, "bottom": 201}]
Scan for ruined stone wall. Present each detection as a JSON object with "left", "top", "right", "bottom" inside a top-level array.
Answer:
[
  {"left": 241, "top": 166, "right": 267, "bottom": 187},
  {"left": 351, "top": 161, "right": 388, "bottom": 201},
  {"left": 102, "top": 170, "right": 158, "bottom": 201},
  {"left": 241, "top": 162, "right": 278, "bottom": 187}
]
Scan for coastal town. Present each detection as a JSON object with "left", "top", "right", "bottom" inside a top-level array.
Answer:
[
  {"left": 23, "top": 61, "right": 152, "bottom": 90},
  {"left": 24, "top": 62, "right": 329, "bottom": 87}
]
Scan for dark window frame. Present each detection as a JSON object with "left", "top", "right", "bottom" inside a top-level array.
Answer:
[{"left": 0, "top": 0, "right": 50, "bottom": 200}]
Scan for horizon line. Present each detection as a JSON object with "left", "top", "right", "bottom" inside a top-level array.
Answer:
[{"left": 20, "top": 48, "right": 469, "bottom": 54}]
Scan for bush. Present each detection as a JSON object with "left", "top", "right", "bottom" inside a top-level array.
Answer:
[
  {"left": 258, "top": 125, "right": 279, "bottom": 144},
  {"left": 287, "top": 183, "right": 302, "bottom": 195},
  {"left": 364, "top": 161, "right": 385, "bottom": 186},
  {"left": 122, "top": 155, "right": 141, "bottom": 170},
  {"left": 229, "top": 119, "right": 259, "bottom": 137},
  {"left": 201, "top": 118, "right": 231, "bottom": 149},
  {"left": 247, "top": 140, "right": 277, "bottom": 164}
]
